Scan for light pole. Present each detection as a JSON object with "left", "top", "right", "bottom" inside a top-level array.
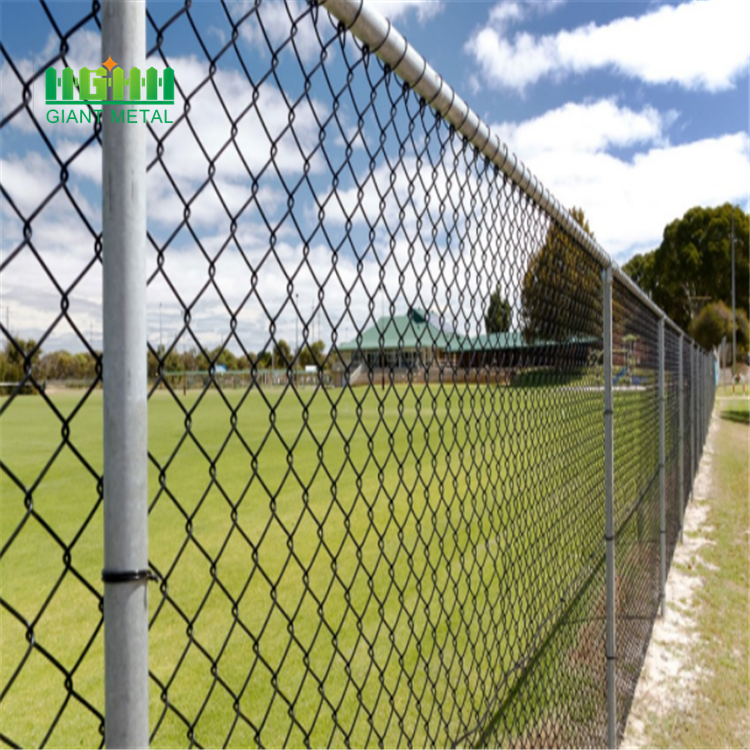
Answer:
[{"left": 159, "top": 302, "right": 163, "bottom": 354}]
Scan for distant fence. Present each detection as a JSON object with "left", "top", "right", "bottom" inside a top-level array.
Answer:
[{"left": 0, "top": 1, "right": 716, "bottom": 747}]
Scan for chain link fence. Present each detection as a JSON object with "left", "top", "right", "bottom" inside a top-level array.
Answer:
[
  {"left": 1, "top": 1, "right": 717, "bottom": 747},
  {"left": 1, "top": 1, "right": 107, "bottom": 747}
]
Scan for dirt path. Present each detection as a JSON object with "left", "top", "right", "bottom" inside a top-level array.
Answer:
[
  {"left": 623, "top": 398, "right": 750, "bottom": 749},
  {"left": 622, "top": 416, "right": 718, "bottom": 748}
]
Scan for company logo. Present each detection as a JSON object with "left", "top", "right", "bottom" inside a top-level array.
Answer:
[{"left": 45, "top": 56, "right": 175, "bottom": 124}]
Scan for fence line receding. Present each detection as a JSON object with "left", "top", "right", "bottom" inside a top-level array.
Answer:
[{"left": 0, "top": 1, "right": 716, "bottom": 747}]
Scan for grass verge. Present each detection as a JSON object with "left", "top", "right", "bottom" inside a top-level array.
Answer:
[{"left": 645, "top": 396, "right": 749, "bottom": 748}]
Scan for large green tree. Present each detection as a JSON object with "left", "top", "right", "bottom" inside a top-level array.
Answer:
[
  {"left": 484, "top": 287, "right": 512, "bottom": 334},
  {"left": 623, "top": 204, "right": 749, "bottom": 331},
  {"left": 520, "top": 207, "right": 601, "bottom": 342},
  {"left": 689, "top": 301, "right": 749, "bottom": 360}
]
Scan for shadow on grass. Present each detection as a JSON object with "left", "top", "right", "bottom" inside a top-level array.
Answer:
[{"left": 720, "top": 409, "right": 750, "bottom": 425}]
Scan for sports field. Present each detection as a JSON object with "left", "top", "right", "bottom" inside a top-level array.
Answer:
[{"left": 0, "top": 380, "right": 661, "bottom": 747}]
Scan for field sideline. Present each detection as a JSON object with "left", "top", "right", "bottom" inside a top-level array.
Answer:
[{"left": 1, "top": 380, "right": 665, "bottom": 747}]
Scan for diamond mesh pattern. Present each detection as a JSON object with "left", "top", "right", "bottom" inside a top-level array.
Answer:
[
  {"left": 1, "top": 2, "right": 105, "bottom": 747},
  {"left": 610, "top": 279, "right": 660, "bottom": 738},
  {"left": 664, "top": 326, "right": 682, "bottom": 573},
  {"left": 0, "top": 1, "right": 717, "bottom": 748}
]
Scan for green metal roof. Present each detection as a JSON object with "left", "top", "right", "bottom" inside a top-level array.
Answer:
[
  {"left": 336, "top": 309, "right": 451, "bottom": 352},
  {"left": 444, "top": 331, "right": 528, "bottom": 353},
  {"left": 336, "top": 310, "right": 529, "bottom": 353},
  {"left": 336, "top": 311, "right": 599, "bottom": 354}
]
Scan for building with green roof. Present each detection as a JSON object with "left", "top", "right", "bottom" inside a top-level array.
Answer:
[
  {"left": 335, "top": 308, "right": 452, "bottom": 370},
  {"left": 334, "top": 307, "right": 598, "bottom": 385}
]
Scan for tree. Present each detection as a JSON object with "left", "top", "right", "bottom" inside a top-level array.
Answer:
[
  {"left": 623, "top": 204, "right": 749, "bottom": 331},
  {"left": 256, "top": 351, "right": 273, "bottom": 370},
  {"left": 148, "top": 344, "right": 181, "bottom": 379},
  {"left": 484, "top": 287, "right": 512, "bottom": 334},
  {"left": 0, "top": 338, "right": 42, "bottom": 393},
  {"left": 208, "top": 346, "right": 238, "bottom": 371},
  {"left": 298, "top": 340, "right": 326, "bottom": 368},
  {"left": 520, "top": 207, "right": 601, "bottom": 342},
  {"left": 689, "top": 301, "right": 749, "bottom": 360},
  {"left": 273, "top": 339, "right": 292, "bottom": 367},
  {"left": 178, "top": 348, "right": 201, "bottom": 372},
  {"left": 40, "top": 350, "right": 73, "bottom": 380},
  {"left": 620, "top": 251, "right": 655, "bottom": 292}
]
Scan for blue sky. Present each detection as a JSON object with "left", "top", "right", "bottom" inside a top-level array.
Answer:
[
  {"left": 1, "top": 0, "right": 749, "bottom": 354},
  {"left": 387, "top": 0, "right": 749, "bottom": 255}
]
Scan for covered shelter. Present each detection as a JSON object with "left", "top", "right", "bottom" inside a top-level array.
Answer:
[{"left": 335, "top": 308, "right": 453, "bottom": 371}]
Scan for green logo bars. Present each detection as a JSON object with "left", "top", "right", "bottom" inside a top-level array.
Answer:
[{"left": 45, "top": 64, "right": 174, "bottom": 105}]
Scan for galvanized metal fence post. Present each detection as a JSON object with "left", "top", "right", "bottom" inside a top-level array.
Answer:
[
  {"left": 704, "top": 356, "right": 707, "bottom": 440},
  {"left": 102, "top": 1, "right": 150, "bottom": 747},
  {"left": 678, "top": 335, "right": 684, "bottom": 544},
  {"left": 712, "top": 354, "right": 716, "bottom": 413},
  {"left": 705, "top": 355, "right": 710, "bottom": 437},
  {"left": 603, "top": 267, "right": 617, "bottom": 749},
  {"left": 691, "top": 345, "right": 696, "bottom": 492},
  {"left": 698, "top": 352, "right": 706, "bottom": 456},
  {"left": 658, "top": 317, "right": 666, "bottom": 617},
  {"left": 707, "top": 356, "right": 710, "bottom": 428},
  {"left": 696, "top": 348, "right": 700, "bottom": 470},
  {"left": 705, "top": 355, "right": 709, "bottom": 431},
  {"left": 701, "top": 355, "right": 705, "bottom": 443},
  {"left": 700, "top": 354, "right": 704, "bottom": 451},
  {"left": 703, "top": 354, "right": 711, "bottom": 437},
  {"left": 698, "top": 354, "right": 702, "bottom": 451}
]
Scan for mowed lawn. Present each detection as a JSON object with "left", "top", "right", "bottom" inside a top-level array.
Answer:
[{"left": 1, "top": 379, "right": 659, "bottom": 748}]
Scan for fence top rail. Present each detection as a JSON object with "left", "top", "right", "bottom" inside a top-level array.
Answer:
[{"left": 317, "top": 0, "right": 697, "bottom": 343}]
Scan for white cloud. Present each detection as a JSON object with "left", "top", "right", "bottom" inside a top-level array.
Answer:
[
  {"left": 1, "top": 26, "right": 129, "bottom": 138},
  {"left": 1, "top": 152, "right": 61, "bottom": 215},
  {"left": 206, "top": 26, "right": 227, "bottom": 47},
  {"left": 0, "top": 57, "right": 34, "bottom": 127},
  {"left": 6, "top": 5, "right": 747, "bottom": 355},
  {"left": 486, "top": 0, "right": 563, "bottom": 32},
  {"left": 239, "top": 0, "right": 326, "bottom": 63},
  {"left": 364, "top": 1, "right": 444, "bottom": 24},
  {"left": 496, "top": 98, "right": 672, "bottom": 157},
  {"left": 145, "top": 54, "right": 328, "bottom": 194},
  {"left": 466, "top": 0, "right": 750, "bottom": 93},
  {"left": 492, "top": 100, "right": 750, "bottom": 259},
  {"left": 487, "top": 2, "right": 525, "bottom": 29},
  {"left": 43, "top": 28, "right": 101, "bottom": 74},
  {"left": 1, "top": 178, "right": 103, "bottom": 353},
  {"left": 2, "top": 135, "right": 513, "bottom": 355}
]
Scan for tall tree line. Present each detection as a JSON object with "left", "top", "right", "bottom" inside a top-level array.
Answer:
[{"left": 624, "top": 204, "right": 749, "bottom": 356}]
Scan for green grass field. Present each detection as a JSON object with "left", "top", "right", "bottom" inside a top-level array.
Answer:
[{"left": 0, "top": 379, "right": 671, "bottom": 747}]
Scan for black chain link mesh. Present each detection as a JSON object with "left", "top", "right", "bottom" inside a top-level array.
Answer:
[
  {"left": 682, "top": 340, "right": 694, "bottom": 512},
  {"left": 664, "top": 326, "right": 681, "bottom": 573},
  {"left": 1, "top": 1, "right": 106, "bottom": 747},
  {"left": 0, "top": 1, "right": 716, "bottom": 748},
  {"left": 610, "top": 278, "right": 660, "bottom": 738}
]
